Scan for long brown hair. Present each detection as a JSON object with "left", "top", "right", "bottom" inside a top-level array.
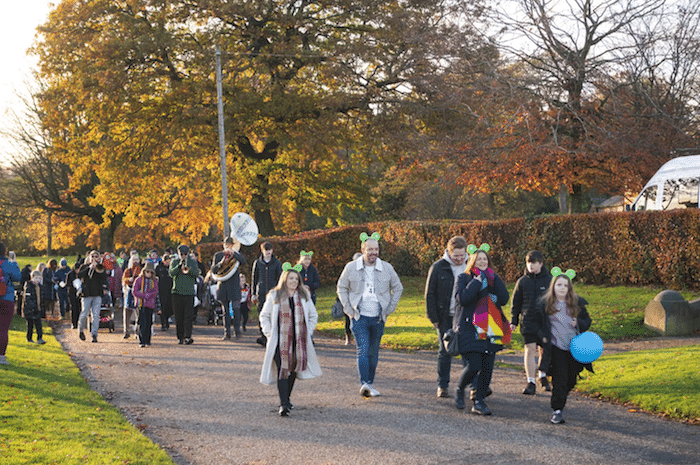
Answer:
[
  {"left": 464, "top": 250, "right": 494, "bottom": 274},
  {"left": 273, "top": 269, "right": 310, "bottom": 303},
  {"left": 544, "top": 275, "right": 580, "bottom": 317}
]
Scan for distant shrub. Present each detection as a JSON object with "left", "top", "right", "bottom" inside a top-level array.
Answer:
[{"left": 198, "top": 209, "right": 700, "bottom": 290}]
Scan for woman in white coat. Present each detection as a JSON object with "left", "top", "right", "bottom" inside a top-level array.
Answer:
[{"left": 260, "top": 264, "right": 322, "bottom": 416}]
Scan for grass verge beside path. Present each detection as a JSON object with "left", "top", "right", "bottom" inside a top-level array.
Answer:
[
  {"left": 0, "top": 315, "right": 173, "bottom": 465},
  {"left": 577, "top": 345, "right": 700, "bottom": 423}
]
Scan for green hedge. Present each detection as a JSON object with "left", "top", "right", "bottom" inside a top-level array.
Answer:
[{"left": 198, "top": 209, "right": 700, "bottom": 289}]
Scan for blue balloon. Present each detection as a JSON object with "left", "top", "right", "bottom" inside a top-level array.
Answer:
[{"left": 570, "top": 331, "right": 603, "bottom": 364}]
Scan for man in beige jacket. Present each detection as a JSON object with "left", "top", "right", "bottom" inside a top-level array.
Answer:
[{"left": 337, "top": 234, "right": 403, "bottom": 397}]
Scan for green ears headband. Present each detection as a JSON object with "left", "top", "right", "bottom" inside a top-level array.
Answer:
[
  {"left": 282, "top": 262, "right": 303, "bottom": 272},
  {"left": 551, "top": 267, "right": 576, "bottom": 280},
  {"left": 467, "top": 243, "right": 490, "bottom": 255},
  {"left": 300, "top": 250, "right": 313, "bottom": 257},
  {"left": 360, "top": 232, "right": 380, "bottom": 242}
]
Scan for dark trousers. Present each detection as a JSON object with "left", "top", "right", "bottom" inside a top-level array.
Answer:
[
  {"left": 436, "top": 323, "right": 452, "bottom": 388},
  {"left": 42, "top": 299, "right": 55, "bottom": 318},
  {"left": 344, "top": 314, "right": 352, "bottom": 339},
  {"left": 138, "top": 307, "right": 154, "bottom": 345},
  {"left": 15, "top": 291, "right": 23, "bottom": 316},
  {"left": 550, "top": 345, "right": 581, "bottom": 411},
  {"left": 160, "top": 293, "right": 173, "bottom": 329},
  {"left": 222, "top": 300, "right": 241, "bottom": 337},
  {"left": 240, "top": 303, "right": 249, "bottom": 330},
  {"left": 172, "top": 294, "right": 194, "bottom": 341},
  {"left": 57, "top": 289, "right": 69, "bottom": 317},
  {"left": 457, "top": 352, "right": 496, "bottom": 401},
  {"left": 274, "top": 349, "right": 297, "bottom": 408},
  {"left": 0, "top": 300, "right": 15, "bottom": 355},
  {"left": 70, "top": 295, "right": 81, "bottom": 328},
  {"left": 26, "top": 318, "right": 43, "bottom": 340}
]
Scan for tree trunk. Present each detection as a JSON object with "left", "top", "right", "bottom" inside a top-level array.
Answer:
[
  {"left": 558, "top": 184, "right": 568, "bottom": 214},
  {"left": 97, "top": 214, "right": 123, "bottom": 251},
  {"left": 570, "top": 183, "right": 584, "bottom": 213},
  {"left": 46, "top": 211, "right": 53, "bottom": 256},
  {"left": 254, "top": 209, "right": 275, "bottom": 237}
]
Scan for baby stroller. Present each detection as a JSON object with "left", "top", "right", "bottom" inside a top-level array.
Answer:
[
  {"left": 89, "top": 293, "right": 116, "bottom": 333},
  {"left": 206, "top": 282, "right": 224, "bottom": 326}
]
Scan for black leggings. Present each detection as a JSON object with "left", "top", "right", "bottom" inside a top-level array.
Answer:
[
  {"left": 550, "top": 345, "right": 582, "bottom": 411},
  {"left": 274, "top": 349, "right": 297, "bottom": 408}
]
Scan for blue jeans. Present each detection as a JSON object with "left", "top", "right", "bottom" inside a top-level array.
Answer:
[
  {"left": 79, "top": 296, "right": 102, "bottom": 337},
  {"left": 57, "top": 289, "right": 69, "bottom": 317},
  {"left": 351, "top": 315, "right": 385, "bottom": 386}
]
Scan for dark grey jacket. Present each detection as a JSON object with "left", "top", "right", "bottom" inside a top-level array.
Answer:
[
  {"left": 425, "top": 258, "right": 457, "bottom": 330},
  {"left": 211, "top": 250, "right": 246, "bottom": 303}
]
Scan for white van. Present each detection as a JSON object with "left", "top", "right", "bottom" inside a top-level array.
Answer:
[{"left": 629, "top": 155, "right": 700, "bottom": 211}]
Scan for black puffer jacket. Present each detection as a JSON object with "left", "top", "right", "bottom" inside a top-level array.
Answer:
[
  {"left": 510, "top": 267, "right": 551, "bottom": 335},
  {"left": 23, "top": 282, "right": 42, "bottom": 319},
  {"left": 425, "top": 258, "right": 458, "bottom": 330}
]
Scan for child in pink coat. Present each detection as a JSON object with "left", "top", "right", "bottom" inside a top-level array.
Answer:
[{"left": 132, "top": 262, "right": 159, "bottom": 347}]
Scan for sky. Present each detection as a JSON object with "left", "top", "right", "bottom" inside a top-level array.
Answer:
[{"left": 1, "top": 1, "right": 54, "bottom": 166}]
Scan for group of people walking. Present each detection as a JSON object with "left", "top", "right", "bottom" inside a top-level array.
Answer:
[
  {"left": 0, "top": 233, "right": 593, "bottom": 424},
  {"left": 425, "top": 236, "right": 593, "bottom": 424}
]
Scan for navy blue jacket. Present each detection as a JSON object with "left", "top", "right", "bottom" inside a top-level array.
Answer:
[
  {"left": 454, "top": 271, "right": 510, "bottom": 354},
  {"left": 300, "top": 264, "right": 320, "bottom": 302}
]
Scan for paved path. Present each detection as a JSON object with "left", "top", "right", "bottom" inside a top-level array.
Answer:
[{"left": 54, "top": 314, "right": 700, "bottom": 465}]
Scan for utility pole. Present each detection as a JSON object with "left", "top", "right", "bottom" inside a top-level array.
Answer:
[{"left": 216, "top": 46, "right": 230, "bottom": 239}]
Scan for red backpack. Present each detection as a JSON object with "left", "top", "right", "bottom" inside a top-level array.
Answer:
[{"left": 0, "top": 260, "right": 6, "bottom": 297}]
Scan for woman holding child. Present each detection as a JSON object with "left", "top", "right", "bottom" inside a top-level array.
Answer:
[{"left": 454, "top": 245, "right": 510, "bottom": 416}]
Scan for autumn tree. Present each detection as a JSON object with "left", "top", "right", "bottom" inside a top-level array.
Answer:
[
  {"left": 26, "top": 0, "right": 487, "bottom": 239},
  {"left": 462, "top": 0, "right": 700, "bottom": 212}
]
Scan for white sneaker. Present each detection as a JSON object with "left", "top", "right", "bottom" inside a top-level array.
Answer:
[
  {"left": 0, "top": 355, "right": 8, "bottom": 365},
  {"left": 367, "top": 384, "right": 381, "bottom": 397},
  {"left": 360, "top": 383, "right": 371, "bottom": 397}
]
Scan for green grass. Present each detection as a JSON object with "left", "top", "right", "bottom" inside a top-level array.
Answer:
[
  {"left": 14, "top": 256, "right": 80, "bottom": 269},
  {"left": 0, "top": 316, "right": 173, "bottom": 465},
  {"left": 576, "top": 345, "right": 700, "bottom": 422},
  {"left": 315, "top": 276, "right": 694, "bottom": 351}
]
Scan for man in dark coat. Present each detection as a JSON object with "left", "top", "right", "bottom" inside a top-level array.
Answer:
[
  {"left": 425, "top": 235, "right": 468, "bottom": 398},
  {"left": 156, "top": 254, "right": 173, "bottom": 331},
  {"left": 211, "top": 238, "right": 247, "bottom": 339},
  {"left": 252, "top": 241, "right": 282, "bottom": 346}
]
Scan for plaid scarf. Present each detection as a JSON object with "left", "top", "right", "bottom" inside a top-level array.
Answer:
[
  {"left": 278, "top": 291, "right": 308, "bottom": 380},
  {"left": 471, "top": 268, "right": 511, "bottom": 345}
]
